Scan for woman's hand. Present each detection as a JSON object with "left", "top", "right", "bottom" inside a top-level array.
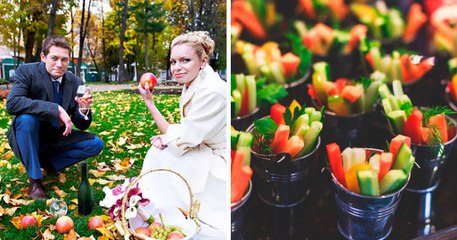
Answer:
[
  {"left": 138, "top": 82, "right": 153, "bottom": 102},
  {"left": 150, "top": 136, "right": 167, "bottom": 150}
]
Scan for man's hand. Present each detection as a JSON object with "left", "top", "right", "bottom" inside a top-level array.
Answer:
[
  {"left": 75, "top": 96, "right": 94, "bottom": 114},
  {"left": 57, "top": 105, "right": 72, "bottom": 136},
  {"left": 150, "top": 136, "right": 167, "bottom": 150}
]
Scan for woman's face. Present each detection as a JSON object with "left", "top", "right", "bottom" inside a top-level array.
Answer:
[{"left": 170, "top": 44, "right": 207, "bottom": 86}]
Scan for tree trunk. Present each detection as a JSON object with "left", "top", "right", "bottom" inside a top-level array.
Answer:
[
  {"left": 189, "top": 0, "right": 195, "bottom": 30},
  {"left": 101, "top": 3, "right": 108, "bottom": 82},
  {"left": 77, "top": 0, "right": 86, "bottom": 76},
  {"left": 144, "top": 33, "right": 149, "bottom": 71},
  {"left": 47, "top": 0, "right": 58, "bottom": 36},
  {"left": 118, "top": 0, "right": 129, "bottom": 83},
  {"left": 24, "top": 30, "right": 35, "bottom": 63}
]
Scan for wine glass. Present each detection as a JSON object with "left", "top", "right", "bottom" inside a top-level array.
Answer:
[
  {"left": 78, "top": 86, "right": 92, "bottom": 111},
  {"left": 49, "top": 200, "right": 68, "bottom": 217},
  {"left": 77, "top": 85, "right": 86, "bottom": 97}
]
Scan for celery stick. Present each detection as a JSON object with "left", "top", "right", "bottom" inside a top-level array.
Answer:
[
  {"left": 294, "top": 20, "right": 308, "bottom": 38},
  {"left": 364, "top": 80, "right": 381, "bottom": 111},
  {"left": 313, "top": 61, "right": 330, "bottom": 82},
  {"left": 387, "top": 9, "right": 404, "bottom": 39},
  {"left": 342, "top": 147, "right": 353, "bottom": 173},
  {"left": 382, "top": 98, "right": 393, "bottom": 114},
  {"left": 245, "top": 75, "right": 257, "bottom": 114},
  {"left": 292, "top": 114, "right": 309, "bottom": 133},
  {"left": 241, "top": 45, "right": 259, "bottom": 76},
  {"left": 388, "top": 96, "right": 400, "bottom": 111},
  {"left": 294, "top": 124, "right": 310, "bottom": 137},
  {"left": 270, "top": 62, "right": 286, "bottom": 84},
  {"left": 352, "top": 148, "right": 366, "bottom": 165},
  {"left": 378, "top": 83, "right": 391, "bottom": 99},
  {"left": 392, "top": 79, "right": 404, "bottom": 97},
  {"left": 304, "top": 107, "right": 316, "bottom": 116},
  {"left": 235, "top": 74, "right": 246, "bottom": 96},
  {"left": 398, "top": 95, "right": 412, "bottom": 107},
  {"left": 260, "top": 65, "right": 274, "bottom": 83},
  {"left": 387, "top": 110, "right": 407, "bottom": 134},
  {"left": 373, "top": 17, "right": 386, "bottom": 39},
  {"left": 309, "top": 111, "right": 322, "bottom": 123},
  {"left": 391, "top": 52, "right": 403, "bottom": 82},
  {"left": 381, "top": 56, "right": 393, "bottom": 82},
  {"left": 232, "top": 89, "right": 242, "bottom": 117},
  {"left": 296, "top": 121, "right": 322, "bottom": 157},
  {"left": 370, "top": 47, "right": 383, "bottom": 71},
  {"left": 356, "top": 84, "right": 366, "bottom": 113}
]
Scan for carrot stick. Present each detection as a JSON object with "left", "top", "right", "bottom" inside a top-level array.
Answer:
[
  {"left": 271, "top": 125, "right": 290, "bottom": 154},
  {"left": 231, "top": 150, "right": 245, "bottom": 184},
  {"left": 231, "top": 166, "right": 253, "bottom": 203},
  {"left": 232, "top": 1, "right": 266, "bottom": 39},
  {"left": 428, "top": 114, "right": 448, "bottom": 143}
]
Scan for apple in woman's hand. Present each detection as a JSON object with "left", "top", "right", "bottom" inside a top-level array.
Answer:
[
  {"left": 140, "top": 72, "right": 157, "bottom": 91},
  {"left": 88, "top": 216, "right": 103, "bottom": 229},
  {"left": 21, "top": 215, "right": 36, "bottom": 229},
  {"left": 55, "top": 216, "right": 74, "bottom": 233}
]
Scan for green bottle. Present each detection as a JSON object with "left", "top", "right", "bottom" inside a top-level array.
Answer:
[{"left": 78, "top": 161, "right": 94, "bottom": 215}]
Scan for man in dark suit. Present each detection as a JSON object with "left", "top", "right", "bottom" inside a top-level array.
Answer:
[{"left": 6, "top": 35, "right": 104, "bottom": 200}]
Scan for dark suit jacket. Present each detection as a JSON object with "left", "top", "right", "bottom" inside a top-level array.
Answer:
[{"left": 6, "top": 62, "right": 95, "bottom": 161}]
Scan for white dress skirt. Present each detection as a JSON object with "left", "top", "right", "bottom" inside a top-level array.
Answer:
[{"left": 139, "top": 145, "right": 228, "bottom": 239}]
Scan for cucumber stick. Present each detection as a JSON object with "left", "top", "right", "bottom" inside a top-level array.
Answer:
[
  {"left": 357, "top": 170, "right": 380, "bottom": 196},
  {"left": 232, "top": 89, "right": 242, "bottom": 117},
  {"left": 296, "top": 121, "right": 322, "bottom": 157},
  {"left": 380, "top": 169, "right": 407, "bottom": 194}
]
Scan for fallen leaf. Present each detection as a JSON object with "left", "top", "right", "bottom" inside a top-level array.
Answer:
[
  {"left": 52, "top": 186, "right": 68, "bottom": 198},
  {"left": 89, "top": 169, "right": 106, "bottom": 178},
  {"left": 69, "top": 204, "right": 77, "bottom": 210},
  {"left": 106, "top": 175, "right": 126, "bottom": 181},
  {"left": 97, "top": 162, "right": 111, "bottom": 172},
  {"left": 70, "top": 186, "right": 77, "bottom": 192},
  {"left": 66, "top": 229, "right": 79, "bottom": 240},
  {"left": 126, "top": 144, "right": 143, "bottom": 150},
  {"left": 0, "top": 223, "right": 6, "bottom": 230},
  {"left": 96, "top": 226, "right": 115, "bottom": 239},
  {"left": 10, "top": 216, "right": 21, "bottom": 229},
  {"left": 116, "top": 137, "right": 128, "bottom": 146},
  {"left": 42, "top": 229, "right": 55, "bottom": 240},
  {"left": 133, "top": 132, "right": 145, "bottom": 136},
  {"left": 6, "top": 207, "right": 19, "bottom": 216}
]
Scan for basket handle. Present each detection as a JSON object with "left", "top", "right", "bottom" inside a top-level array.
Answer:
[{"left": 121, "top": 168, "right": 201, "bottom": 239}]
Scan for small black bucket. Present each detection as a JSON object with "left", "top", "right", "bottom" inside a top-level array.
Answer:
[
  {"left": 250, "top": 137, "right": 320, "bottom": 208},
  {"left": 231, "top": 181, "right": 252, "bottom": 240},
  {"left": 407, "top": 124, "right": 457, "bottom": 192}
]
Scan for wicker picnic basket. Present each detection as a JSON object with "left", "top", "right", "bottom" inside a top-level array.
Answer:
[{"left": 121, "top": 168, "right": 201, "bottom": 239}]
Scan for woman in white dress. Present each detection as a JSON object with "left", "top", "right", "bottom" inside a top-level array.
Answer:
[{"left": 137, "top": 31, "right": 227, "bottom": 239}]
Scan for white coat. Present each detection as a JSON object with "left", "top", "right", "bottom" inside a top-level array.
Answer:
[{"left": 139, "top": 65, "right": 228, "bottom": 239}]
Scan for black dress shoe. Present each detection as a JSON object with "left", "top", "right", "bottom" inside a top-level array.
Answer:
[{"left": 28, "top": 177, "right": 47, "bottom": 200}]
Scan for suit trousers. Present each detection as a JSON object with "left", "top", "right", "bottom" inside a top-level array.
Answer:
[{"left": 14, "top": 114, "right": 103, "bottom": 179}]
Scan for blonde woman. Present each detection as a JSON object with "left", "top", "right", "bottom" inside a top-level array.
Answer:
[{"left": 138, "top": 31, "right": 227, "bottom": 239}]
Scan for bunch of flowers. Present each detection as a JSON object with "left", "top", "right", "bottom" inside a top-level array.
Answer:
[{"left": 100, "top": 178, "right": 151, "bottom": 221}]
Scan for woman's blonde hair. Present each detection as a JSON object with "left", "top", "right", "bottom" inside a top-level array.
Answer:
[{"left": 171, "top": 31, "right": 215, "bottom": 60}]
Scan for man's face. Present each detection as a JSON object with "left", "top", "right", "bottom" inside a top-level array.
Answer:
[{"left": 40, "top": 46, "right": 70, "bottom": 79}]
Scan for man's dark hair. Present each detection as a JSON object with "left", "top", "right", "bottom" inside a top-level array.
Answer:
[{"left": 42, "top": 35, "right": 71, "bottom": 56}]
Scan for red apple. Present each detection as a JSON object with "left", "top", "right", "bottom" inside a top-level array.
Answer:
[
  {"left": 167, "top": 231, "right": 185, "bottom": 240},
  {"left": 21, "top": 215, "right": 36, "bottom": 229},
  {"left": 140, "top": 72, "right": 157, "bottom": 91},
  {"left": 88, "top": 216, "right": 104, "bottom": 229},
  {"left": 135, "top": 227, "right": 152, "bottom": 237},
  {"left": 55, "top": 216, "right": 74, "bottom": 233}
]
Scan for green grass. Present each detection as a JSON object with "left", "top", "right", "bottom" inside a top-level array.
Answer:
[{"left": 0, "top": 89, "right": 180, "bottom": 239}]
